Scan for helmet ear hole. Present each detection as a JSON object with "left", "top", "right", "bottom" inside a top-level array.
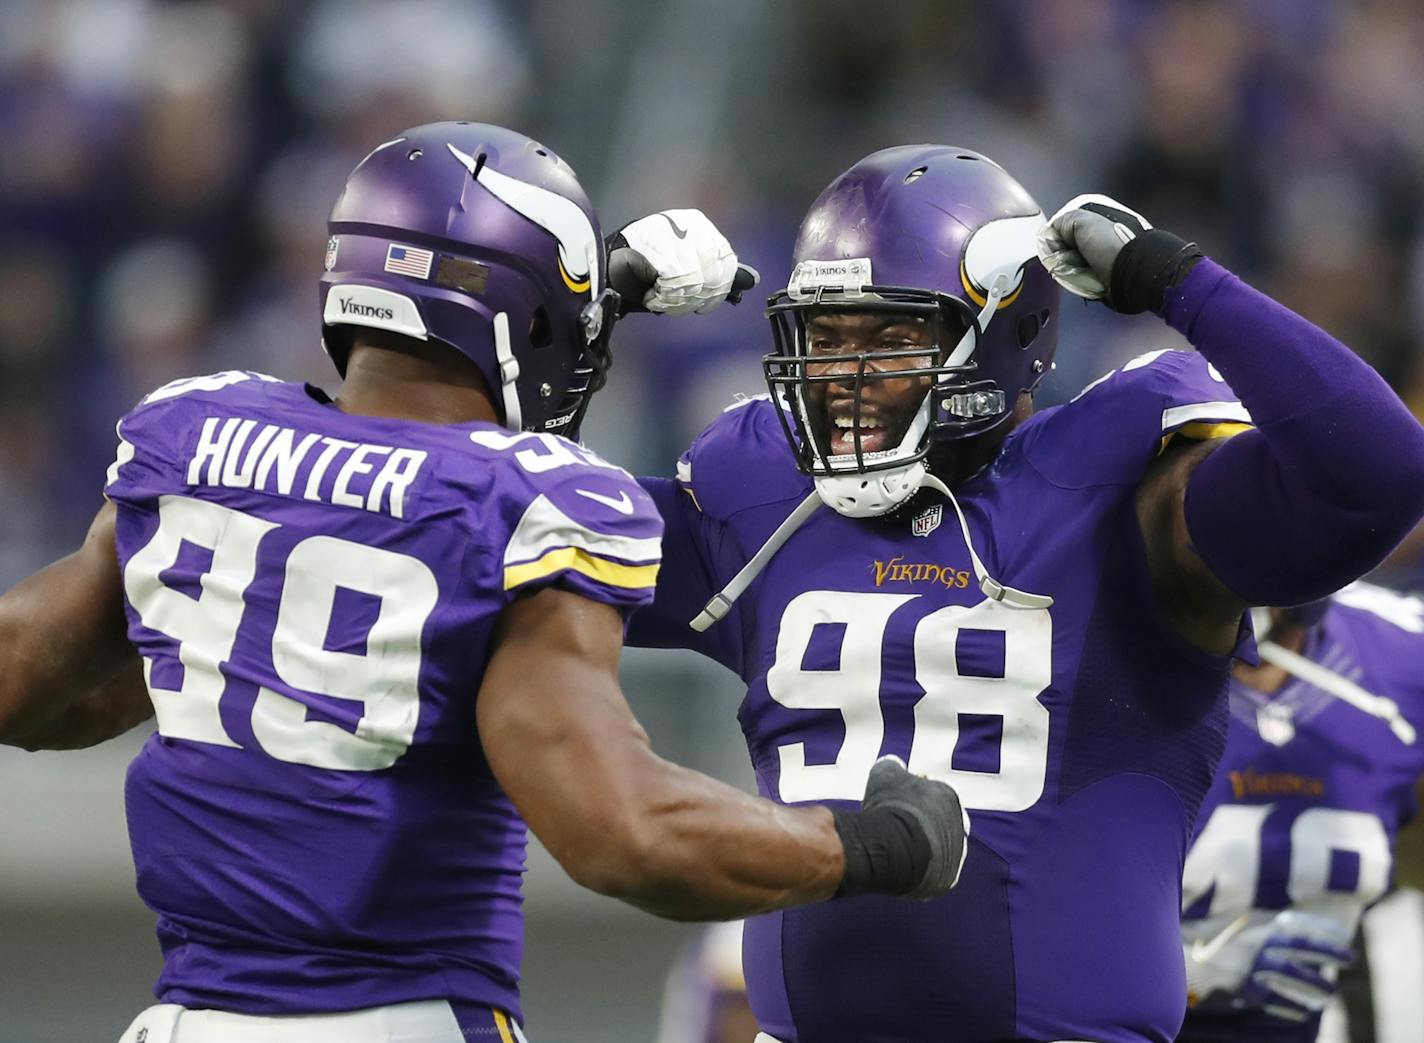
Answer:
[
  {"left": 1016, "top": 313, "right": 1041, "bottom": 349},
  {"left": 529, "top": 307, "right": 552, "bottom": 350}
]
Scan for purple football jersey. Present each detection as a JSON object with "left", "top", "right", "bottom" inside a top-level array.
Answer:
[
  {"left": 104, "top": 371, "right": 661, "bottom": 1020},
  {"left": 1179, "top": 584, "right": 1424, "bottom": 1043},
  {"left": 631, "top": 350, "right": 1254, "bottom": 1043}
]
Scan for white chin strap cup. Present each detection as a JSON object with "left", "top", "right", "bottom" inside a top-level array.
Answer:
[{"left": 813, "top": 463, "right": 925, "bottom": 519}]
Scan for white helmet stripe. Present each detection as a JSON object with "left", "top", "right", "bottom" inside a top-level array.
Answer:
[{"left": 447, "top": 143, "right": 600, "bottom": 296}]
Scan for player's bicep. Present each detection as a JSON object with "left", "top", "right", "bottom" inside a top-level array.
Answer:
[
  {"left": 477, "top": 586, "right": 661, "bottom": 875},
  {"left": 1136, "top": 436, "right": 1248, "bottom": 653},
  {"left": 0, "top": 502, "right": 140, "bottom": 744}
]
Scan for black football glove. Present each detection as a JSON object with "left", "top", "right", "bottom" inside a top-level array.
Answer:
[
  {"left": 831, "top": 755, "right": 969, "bottom": 901},
  {"left": 1038, "top": 193, "right": 1204, "bottom": 314}
]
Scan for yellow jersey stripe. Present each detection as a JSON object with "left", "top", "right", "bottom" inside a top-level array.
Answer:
[
  {"left": 1177, "top": 420, "right": 1253, "bottom": 441},
  {"left": 504, "top": 546, "right": 660, "bottom": 591},
  {"left": 1160, "top": 420, "right": 1253, "bottom": 453},
  {"left": 494, "top": 1010, "right": 516, "bottom": 1043}
]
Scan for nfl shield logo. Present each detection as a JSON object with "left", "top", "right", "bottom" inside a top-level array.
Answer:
[
  {"left": 911, "top": 504, "right": 942, "bottom": 537},
  {"left": 324, "top": 236, "right": 339, "bottom": 271},
  {"left": 1257, "top": 703, "right": 1295, "bottom": 746}
]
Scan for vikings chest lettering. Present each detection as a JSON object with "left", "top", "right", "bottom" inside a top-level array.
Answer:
[
  {"left": 185, "top": 416, "right": 427, "bottom": 519},
  {"left": 1184, "top": 730, "right": 1405, "bottom": 923}
]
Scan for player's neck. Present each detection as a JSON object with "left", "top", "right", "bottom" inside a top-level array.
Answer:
[
  {"left": 1232, "top": 621, "right": 1309, "bottom": 695},
  {"left": 336, "top": 338, "right": 500, "bottom": 427}
]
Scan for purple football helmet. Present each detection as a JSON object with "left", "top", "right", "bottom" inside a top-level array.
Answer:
[
  {"left": 764, "top": 145, "right": 1060, "bottom": 515},
  {"left": 319, "top": 122, "right": 618, "bottom": 438}
]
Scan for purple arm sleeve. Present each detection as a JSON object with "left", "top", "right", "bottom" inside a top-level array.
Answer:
[
  {"left": 626, "top": 476, "right": 743, "bottom": 669},
  {"left": 1164, "top": 259, "right": 1424, "bottom": 605}
]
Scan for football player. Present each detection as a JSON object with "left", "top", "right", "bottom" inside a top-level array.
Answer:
[
  {"left": 656, "top": 922, "right": 759, "bottom": 1043},
  {"left": 1181, "top": 583, "right": 1424, "bottom": 1041},
  {"left": 626, "top": 147, "right": 1424, "bottom": 1041},
  {"left": 0, "top": 124, "right": 971, "bottom": 1043}
]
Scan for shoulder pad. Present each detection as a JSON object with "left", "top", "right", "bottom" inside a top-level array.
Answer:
[
  {"left": 1018, "top": 350, "right": 1251, "bottom": 488},
  {"left": 1333, "top": 582, "right": 1424, "bottom": 635},
  {"left": 137, "top": 370, "right": 283, "bottom": 407},
  {"left": 1328, "top": 584, "right": 1424, "bottom": 719},
  {"left": 465, "top": 429, "right": 663, "bottom": 609},
  {"left": 108, "top": 372, "right": 279, "bottom": 493},
  {"left": 676, "top": 395, "right": 809, "bottom": 521}
]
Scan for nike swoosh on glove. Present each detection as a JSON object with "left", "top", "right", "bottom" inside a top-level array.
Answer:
[{"left": 1241, "top": 910, "right": 1354, "bottom": 1022}]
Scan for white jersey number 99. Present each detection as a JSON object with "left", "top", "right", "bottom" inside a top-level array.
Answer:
[{"left": 124, "top": 494, "right": 437, "bottom": 771}]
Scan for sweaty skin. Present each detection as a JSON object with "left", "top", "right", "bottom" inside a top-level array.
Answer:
[
  {"left": 804, "top": 312, "right": 936, "bottom": 459},
  {"left": 479, "top": 585, "right": 841, "bottom": 919},
  {"left": 0, "top": 503, "right": 151, "bottom": 749},
  {"left": 0, "top": 331, "right": 848, "bottom": 921}
]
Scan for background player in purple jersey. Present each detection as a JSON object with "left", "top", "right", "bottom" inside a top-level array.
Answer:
[
  {"left": 656, "top": 921, "right": 759, "bottom": 1043},
  {"left": 0, "top": 122, "right": 971, "bottom": 1043},
  {"left": 1179, "top": 583, "right": 1424, "bottom": 1042},
  {"left": 626, "top": 148, "right": 1424, "bottom": 1042}
]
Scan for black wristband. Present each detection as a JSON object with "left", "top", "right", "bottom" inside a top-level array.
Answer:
[
  {"left": 831, "top": 805, "right": 932, "bottom": 899},
  {"left": 1108, "top": 229, "right": 1205, "bottom": 315}
]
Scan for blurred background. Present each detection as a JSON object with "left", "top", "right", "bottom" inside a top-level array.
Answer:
[{"left": 4, "top": 0, "right": 1424, "bottom": 1039}]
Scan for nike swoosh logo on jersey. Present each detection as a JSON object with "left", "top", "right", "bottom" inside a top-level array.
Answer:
[
  {"left": 661, "top": 213, "right": 688, "bottom": 239},
  {"left": 1189, "top": 913, "right": 1251, "bottom": 963},
  {"left": 576, "top": 488, "right": 635, "bottom": 515}
]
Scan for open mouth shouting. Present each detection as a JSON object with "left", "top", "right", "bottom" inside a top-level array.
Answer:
[{"left": 826, "top": 406, "right": 898, "bottom": 457}]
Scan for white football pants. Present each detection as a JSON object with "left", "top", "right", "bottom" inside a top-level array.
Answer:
[{"left": 118, "top": 1000, "right": 529, "bottom": 1043}]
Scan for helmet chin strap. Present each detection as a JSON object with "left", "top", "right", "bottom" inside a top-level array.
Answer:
[
  {"left": 690, "top": 490, "right": 824, "bottom": 631},
  {"left": 1248, "top": 607, "right": 1416, "bottom": 745},
  {"left": 492, "top": 311, "right": 523, "bottom": 431},
  {"left": 689, "top": 463, "right": 1052, "bottom": 635},
  {"left": 918, "top": 474, "right": 1053, "bottom": 610}
]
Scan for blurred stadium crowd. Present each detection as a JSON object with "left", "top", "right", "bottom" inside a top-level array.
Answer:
[{"left": 4, "top": 0, "right": 1424, "bottom": 589}]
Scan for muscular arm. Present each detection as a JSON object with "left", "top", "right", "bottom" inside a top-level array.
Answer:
[
  {"left": 477, "top": 585, "right": 843, "bottom": 920},
  {"left": 1047, "top": 204, "right": 1424, "bottom": 648},
  {"left": 0, "top": 503, "right": 152, "bottom": 749},
  {"left": 1136, "top": 260, "right": 1424, "bottom": 650}
]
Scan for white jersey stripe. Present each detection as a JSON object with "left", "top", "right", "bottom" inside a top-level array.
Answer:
[
  {"left": 1161, "top": 400, "right": 1253, "bottom": 431},
  {"left": 504, "top": 493, "right": 660, "bottom": 569}
]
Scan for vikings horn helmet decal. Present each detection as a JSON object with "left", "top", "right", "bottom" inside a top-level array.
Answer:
[{"left": 447, "top": 143, "right": 600, "bottom": 297}]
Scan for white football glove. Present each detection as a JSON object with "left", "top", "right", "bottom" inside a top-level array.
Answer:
[
  {"left": 1182, "top": 909, "right": 1353, "bottom": 1023},
  {"left": 1241, "top": 910, "right": 1353, "bottom": 1022},
  {"left": 610, "top": 209, "right": 740, "bottom": 315}
]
